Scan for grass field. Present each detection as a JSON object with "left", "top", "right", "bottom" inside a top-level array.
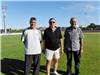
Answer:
[{"left": 1, "top": 32, "right": 100, "bottom": 75}]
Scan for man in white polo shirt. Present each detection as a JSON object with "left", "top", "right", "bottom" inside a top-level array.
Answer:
[{"left": 21, "top": 17, "right": 42, "bottom": 75}]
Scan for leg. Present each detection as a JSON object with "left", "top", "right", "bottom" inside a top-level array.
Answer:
[
  {"left": 73, "top": 51, "right": 80, "bottom": 75},
  {"left": 33, "top": 54, "right": 40, "bottom": 75},
  {"left": 45, "top": 49, "right": 54, "bottom": 75},
  {"left": 53, "top": 48, "right": 60, "bottom": 73},
  {"left": 53, "top": 59, "right": 59, "bottom": 72},
  {"left": 46, "top": 60, "right": 52, "bottom": 75},
  {"left": 53, "top": 58, "right": 60, "bottom": 75},
  {"left": 66, "top": 51, "right": 72, "bottom": 75},
  {"left": 24, "top": 55, "right": 32, "bottom": 75}
]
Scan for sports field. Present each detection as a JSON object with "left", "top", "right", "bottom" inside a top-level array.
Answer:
[{"left": 1, "top": 32, "right": 100, "bottom": 75}]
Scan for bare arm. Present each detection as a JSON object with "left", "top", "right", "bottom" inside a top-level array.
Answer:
[
  {"left": 60, "top": 39, "right": 64, "bottom": 54},
  {"left": 42, "top": 40, "right": 45, "bottom": 54}
]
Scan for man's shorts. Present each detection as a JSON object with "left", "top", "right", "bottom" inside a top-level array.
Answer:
[{"left": 45, "top": 48, "right": 60, "bottom": 60}]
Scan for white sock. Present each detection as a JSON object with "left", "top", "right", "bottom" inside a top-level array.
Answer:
[{"left": 47, "top": 74, "right": 50, "bottom": 75}]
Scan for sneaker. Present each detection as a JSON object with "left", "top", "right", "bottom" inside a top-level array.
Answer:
[
  {"left": 53, "top": 71, "right": 59, "bottom": 75},
  {"left": 66, "top": 73, "right": 71, "bottom": 75}
]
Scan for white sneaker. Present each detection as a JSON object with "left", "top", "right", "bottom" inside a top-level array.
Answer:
[
  {"left": 53, "top": 71, "right": 59, "bottom": 75},
  {"left": 47, "top": 74, "right": 50, "bottom": 75}
]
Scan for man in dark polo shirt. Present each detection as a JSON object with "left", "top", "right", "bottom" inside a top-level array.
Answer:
[
  {"left": 43, "top": 18, "right": 64, "bottom": 75},
  {"left": 64, "top": 17, "right": 84, "bottom": 75}
]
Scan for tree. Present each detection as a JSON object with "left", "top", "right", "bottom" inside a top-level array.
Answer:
[{"left": 87, "top": 23, "right": 96, "bottom": 28}]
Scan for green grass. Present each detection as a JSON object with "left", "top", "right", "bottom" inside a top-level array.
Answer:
[{"left": 1, "top": 32, "right": 100, "bottom": 75}]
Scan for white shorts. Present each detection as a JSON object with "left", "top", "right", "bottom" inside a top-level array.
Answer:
[{"left": 45, "top": 48, "right": 60, "bottom": 60}]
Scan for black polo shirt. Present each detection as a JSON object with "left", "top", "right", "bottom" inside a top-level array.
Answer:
[{"left": 43, "top": 27, "right": 62, "bottom": 50}]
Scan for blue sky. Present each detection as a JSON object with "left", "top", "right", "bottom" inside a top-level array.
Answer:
[{"left": 1, "top": 0, "right": 100, "bottom": 29}]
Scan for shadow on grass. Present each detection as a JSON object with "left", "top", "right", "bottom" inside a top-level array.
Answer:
[
  {"left": 1, "top": 58, "right": 75, "bottom": 75},
  {"left": 1, "top": 58, "right": 24, "bottom": 75},
  {"left": 40, "top": 65, "right": 66, "bottom": 75}
]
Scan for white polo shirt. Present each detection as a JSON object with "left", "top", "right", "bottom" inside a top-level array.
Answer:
[{"left": 21, "top": 27, "right": 42, "bottom": 55}]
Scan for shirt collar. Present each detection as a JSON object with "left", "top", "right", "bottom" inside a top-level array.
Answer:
[
  {"left": 49, "top": 27, "right": 57, "bottom": 32},
  {"left": 70, "top": 26, "right": 77, "bottom": 29},
  {"left": 29, "top": 27, "right": 36, "bottom": 30}
]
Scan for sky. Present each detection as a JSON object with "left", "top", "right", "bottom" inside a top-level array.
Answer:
[{"left": 0, "top": 0, "right": 100, "bottom": 29}]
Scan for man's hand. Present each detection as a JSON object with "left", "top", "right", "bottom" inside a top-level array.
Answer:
[
  {"left": 80, "top": 48, "right": 83, "bottom": 56},
  {"left": 60, "top": 48, "right": 64, "bottom": 54},
  {"left": 80, "top": 39, "right": 84, "bottom": 56},
  {"left": 42, "top": 48, "right": 45, "bottom": 54}
]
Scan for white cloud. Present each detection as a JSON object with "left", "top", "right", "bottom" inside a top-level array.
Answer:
[
  {"left": 86, "top": 15, "right": 94, "bottom": 19},
  {"left": 83, "top": 2, "right": 98, "bottom": 14},
  {"left": 85, "top": 4, "right": 95, "bottom": 11},
  {"left": 61, "top": 7, "right": 68, "bottom": 10}
]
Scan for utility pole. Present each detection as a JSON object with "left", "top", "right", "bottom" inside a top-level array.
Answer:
[{"left": 2, "top": 2, "right": 7, "bottom": 33}]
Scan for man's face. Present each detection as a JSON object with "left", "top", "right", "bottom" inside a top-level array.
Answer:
[
  {"left": 70, "top": 18, "right": 77, "bottom": 27},
  {"left": 30, "top": 20, "right": 36, "bottom": 29},
  {"left": 49, "top": 20, "right": 56, "bottom": 28}
]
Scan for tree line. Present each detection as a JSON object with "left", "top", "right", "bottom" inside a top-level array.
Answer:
[{"left": 0, "top": 23, "right": 100, "bottom": 33}]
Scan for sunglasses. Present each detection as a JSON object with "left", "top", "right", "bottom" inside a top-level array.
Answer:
[
  {"left": 50, "top": 21, "right": 55, "bottom": 23},
  {"left": 31, "top": 22, "right": 36, "bottom": 23}
]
